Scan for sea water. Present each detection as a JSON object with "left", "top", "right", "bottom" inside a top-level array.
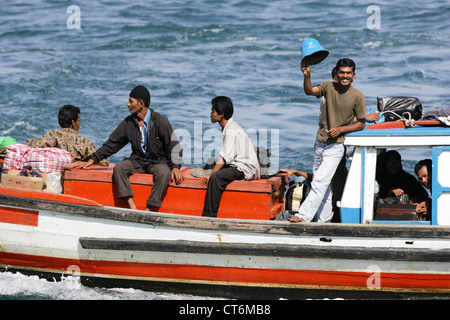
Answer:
[{"left": 0, "top": 0, "right": 449, "bottom": 300}]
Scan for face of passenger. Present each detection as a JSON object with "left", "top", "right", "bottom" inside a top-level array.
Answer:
[
  {"left": 336, "top": 66, "right": 355, "bottom": 87},
  {"left": 71, "top": 114, "right": 81, "bottom": 132},
  {"left": 127, "top": 97, "right": 144, "bottom": 115},
  {"left": 417, "top": 165, "right": 431, "bottom": 190},
  {"left": 210, "top": 108, "right": 223, "bottom": 123},
  {"left": 385, "top": 154, "right": 402, "bottom": 174}
]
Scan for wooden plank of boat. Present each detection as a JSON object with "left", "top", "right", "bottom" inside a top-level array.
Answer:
[
  {"left": 62, "top": 166, "right": 288, "bottom": 220},
  {"left": 0, "top": 185, "right": 102, "bottom": 207},
  {"left": 366, "top": 120, "right": 443, "bottom": 130},
  {"left": 78, "top": 237, "right": 450, "bottom": 262},
  {"left": 3, "top": 249, "right": 448, "bottom": 299},
  {"left": 75, "top": 239, "right": 450, "bottom": 297}
]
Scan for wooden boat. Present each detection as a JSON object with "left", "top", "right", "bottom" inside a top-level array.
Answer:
[{"left": 0, "top": 121, "right": 450, "bottom": 299}]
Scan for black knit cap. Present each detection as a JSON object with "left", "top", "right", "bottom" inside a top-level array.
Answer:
[{"left": 129, "top": 85, "right": 151, "bottom": 107}]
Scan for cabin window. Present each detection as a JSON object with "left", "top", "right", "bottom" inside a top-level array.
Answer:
[{"left": 372, "top": 148, "right": 432, "bottom": 223}]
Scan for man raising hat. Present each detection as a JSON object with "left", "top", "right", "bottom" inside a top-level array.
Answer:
[{"left": 74, "top": 85, "right": 183, "bottom": 211}]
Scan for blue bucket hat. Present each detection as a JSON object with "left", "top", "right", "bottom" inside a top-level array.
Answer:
[{"left": 301, "top": 38, "right": 329, "bottom": 66}]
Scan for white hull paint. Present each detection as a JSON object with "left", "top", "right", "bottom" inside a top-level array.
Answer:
[{"left": 1, "top": 198, "right": 449, "bottom": 298}]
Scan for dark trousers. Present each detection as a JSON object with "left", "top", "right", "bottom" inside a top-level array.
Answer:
[
  {"left": 202, "top": 166, "right": 245, "bottom": 217},
  {"left": 113, "top": 160, "right": 171, "bottom": 208}
]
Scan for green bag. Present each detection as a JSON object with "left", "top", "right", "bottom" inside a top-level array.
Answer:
[{"left": 0, "top": 136, "right": 18, "bottom": 154}]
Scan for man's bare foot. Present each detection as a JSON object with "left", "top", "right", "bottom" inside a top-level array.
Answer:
[
  {"left": 127, "top": 198, "right": 137, "bottom": 210},
  {"left": 289, "top": 215, "right": 303, "bottom": 222}
]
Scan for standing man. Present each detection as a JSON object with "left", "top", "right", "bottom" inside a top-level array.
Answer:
[
  {"left": 74, "top": 86, "right": 183, "bottom": 211},
  {"left": 290, "top": 58, "right": 366, "bottom": 223},
  {"left": 201, "top": 96, "right": 260, "bottom": 217}
]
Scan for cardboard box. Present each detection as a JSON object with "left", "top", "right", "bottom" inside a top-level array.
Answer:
[{"left": 1, "top": 171, "right": 44, "bottom": 191}]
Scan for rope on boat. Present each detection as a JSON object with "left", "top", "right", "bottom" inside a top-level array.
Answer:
[{"left": 379, "top": 111, "right": 415, "bottom": 127}]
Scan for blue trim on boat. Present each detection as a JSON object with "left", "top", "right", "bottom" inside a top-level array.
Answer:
[
  {"left": 432, "top": 147, "right": 450, "bottom": 226},
  {"left": 347, "top": 126, "right": 450, "bottom": 137},
  {"left": 371, "top": 220, "right": 430, "bottom": 225},
  {"left": 340, "top": 207, "right": 361, "bottom": 224},
  {"left": 432, "top": 148, "right": 440, "bottom": 226},
  {"left": 361, "top": 147, "right": 366, "bottom": 223}
]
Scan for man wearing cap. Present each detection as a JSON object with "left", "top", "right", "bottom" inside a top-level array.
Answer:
[
  {"left": 290, "top": 58, "right": 366, "bottom": 223},
  {"left": 74, "top": 86, "right": 183, "bottom": 211}
]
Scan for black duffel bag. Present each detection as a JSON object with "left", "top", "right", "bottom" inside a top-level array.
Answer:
[{"left": 377, "top": 96, "right": 423, "bottom": 121}]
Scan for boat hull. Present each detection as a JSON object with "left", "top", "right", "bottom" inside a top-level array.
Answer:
[{"left": 1, "top": 191, "right": 449, "bottom": 299}]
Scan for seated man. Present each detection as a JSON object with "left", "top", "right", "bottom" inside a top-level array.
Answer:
[
  {"left": 73, "top": 86, "right": 183, "bottom": 211},
  {"left": 415, "top": 159, "right": 432, "bottom": 217},
  {"left": 415, "top": 159, "right": 432, "bottom": 191},
  {"left": 25, "top": 105, "right": 108, "bottom": 166},
  {"left": 201, "top": 96, "right": 260, "bottom": 217}
]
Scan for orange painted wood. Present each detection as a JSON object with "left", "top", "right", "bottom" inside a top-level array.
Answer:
[
  {"left": 63, "top": 180, "right": 277, "bottom": 219},
  {"left": 63, "top": 166, "right": 288, "bottom": 220},
  {"left": 63, "top": 166, "right": 282, "bottom": 193},
  {"left": 366, "top": 120, "right": 442, "bottom": 130},
  {"left": 0, "top": 185, "right": 101, "bottom": 207},
  {"left": 0, "top": 206, "right": 39, "bottom": 227},
  {"left": 0, "top": 185, "right": 102, "bottom": 207}
]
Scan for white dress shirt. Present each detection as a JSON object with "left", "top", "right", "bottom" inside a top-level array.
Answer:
[{"left": 219, "top": 118, "right": 260, "bottom": 180}]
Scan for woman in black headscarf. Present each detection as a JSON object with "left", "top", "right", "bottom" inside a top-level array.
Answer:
[{"left": 376, "top": 150, "right": 429, "bottom": 203}]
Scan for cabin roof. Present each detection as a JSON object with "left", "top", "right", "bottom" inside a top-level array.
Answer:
[{"left": 345, "top": 124, "right": 450, "bottom": 147}]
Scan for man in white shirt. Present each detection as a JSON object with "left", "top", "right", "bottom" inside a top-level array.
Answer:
[{"left": 201, "top": 96, "right": 260, "bottom": 217}]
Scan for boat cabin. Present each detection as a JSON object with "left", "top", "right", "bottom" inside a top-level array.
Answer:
[{"left": 340, "top": 122, "right": 450, "bottom": 226}]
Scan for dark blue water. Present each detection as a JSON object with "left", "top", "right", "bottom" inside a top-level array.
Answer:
[{"left": 1, "top": 0, "right": 449, "bottom": 299}]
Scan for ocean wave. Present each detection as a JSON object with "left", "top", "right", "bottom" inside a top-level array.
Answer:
[
  {"left": 0, "top": 271, "right": 213, "bottom": 300},
  {"left": 1, "top": 121, "right": 39, "bottom": 136}
]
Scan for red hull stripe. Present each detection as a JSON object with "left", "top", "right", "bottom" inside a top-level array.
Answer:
[
  {"left": 0, "top": 206, "right": 38, "bottom": 227},
  {"left": 1, "top": 251, "right": 449, "bottom": 292}
]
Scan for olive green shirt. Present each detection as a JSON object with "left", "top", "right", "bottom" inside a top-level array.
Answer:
[
  {"left": 316, "top": 81, "right": 366, "bottom": 144},
  {"left": 25, "top": 128, "right": 109, "bottom": 166}
]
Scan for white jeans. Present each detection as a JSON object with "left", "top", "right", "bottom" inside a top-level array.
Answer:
[{"left": 296, "top": 140, "right": 344, "bottom": 222}]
